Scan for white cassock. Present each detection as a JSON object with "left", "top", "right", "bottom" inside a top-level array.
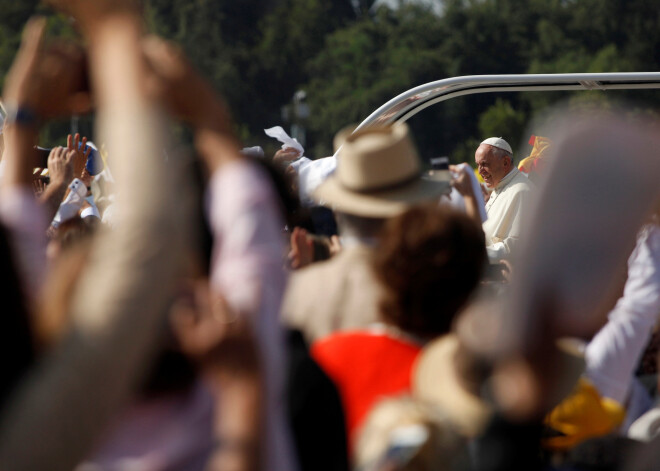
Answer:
[{"left": 482, "top": 167, "right": 534, "bottom": 261}]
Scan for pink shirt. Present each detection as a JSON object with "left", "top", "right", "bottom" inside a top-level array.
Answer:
[
  {"left": 206, "top": 159, "right": 298, "bottom": 471},
  {"left": 81, "top": 382, "right": 215, "bottom": 471}
]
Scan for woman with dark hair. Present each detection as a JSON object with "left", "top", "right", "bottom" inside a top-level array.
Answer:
[
  {"left": 374, "top": 204, "right": 487, "bottom": 340},
  {"left": 311, "top": 203, "right": 486, "bottom": 452}
]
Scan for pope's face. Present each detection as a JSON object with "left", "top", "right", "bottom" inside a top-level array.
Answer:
[{"left": 475, "top": 144, "right": 510, "bottom": 188}]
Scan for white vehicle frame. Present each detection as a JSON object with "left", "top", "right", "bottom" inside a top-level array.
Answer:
[{"left": 354, "top": 72, "right": 660, "bottom": 131}]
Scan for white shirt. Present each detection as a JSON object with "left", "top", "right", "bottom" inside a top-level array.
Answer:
[
  {"left": 482, "top": 167, "right": 534, "bottom": 260},
  {"left": 586, "top": 223, "right": 660, "bottom": 405}
]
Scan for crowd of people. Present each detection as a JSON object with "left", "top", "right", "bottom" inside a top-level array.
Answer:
[{"left": 0, "top": 1, "right": 659, "bottom": 471}]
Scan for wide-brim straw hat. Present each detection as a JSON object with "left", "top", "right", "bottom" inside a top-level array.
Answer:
[
  {"left": 412, "top": 335, "right": 585, "bottom": 438},
  {"left": 314, "top": 123, "right": 449, "bottom": 218},
  {"left": 413, "top": 335, "right": 492, "bottom": 438}
]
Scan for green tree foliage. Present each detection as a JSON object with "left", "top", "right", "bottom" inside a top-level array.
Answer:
[
  {"left": 478, "top": 99, "right": 526, "bottom": 150},
  {"left": 247, "top": 0, "right": 356, "bottom": 135},
  {"left": 305, "top": 3, "right": 449, "bottom": 156},
  {"left": 1, "top": 0, "right": 659, "bottom": 157}
]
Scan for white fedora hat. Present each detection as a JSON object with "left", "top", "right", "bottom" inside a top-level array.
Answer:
[{"left": 314, "top": 123, "right": 449, "bottom": 217}]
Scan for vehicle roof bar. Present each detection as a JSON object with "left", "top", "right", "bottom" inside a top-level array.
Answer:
[{"left": 355, "top": 73, "right": 660, "bottom": 130}]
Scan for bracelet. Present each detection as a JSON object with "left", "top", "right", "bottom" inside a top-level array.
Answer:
[{"left": 4, "top": 105, "right": 39, "bottom": 128}]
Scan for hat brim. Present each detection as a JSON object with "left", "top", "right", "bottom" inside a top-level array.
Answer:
[
  {"left": 412, "top": 335, "right": 492, "bottom": 438},
  {"left": 547, "top": 338, "right": 587, "bottom": 410},
  {"left": 314, "top": 175, "right": 451, "bottom": 218},
  {"left": 413, "top": 335, "right": 585, "bottom": 439}
]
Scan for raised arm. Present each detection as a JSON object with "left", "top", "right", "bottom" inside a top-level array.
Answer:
[
  {"left": 0, "top": 19, "right": 94, "bottom": 295},
  {"left": 142, "top": 35, "right": 298, "bottom": 471},
  {"left": 0, "top": 3, "right": 193, "bottom": 470},
  {"left": 449, "top": 164, "right": 484, "bottom": 228},
  {"left": 141, "top": 35, "right": 242, "bottom": 173}
]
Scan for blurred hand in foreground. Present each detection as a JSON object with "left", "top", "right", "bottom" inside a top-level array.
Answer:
[
  {"left": 142, "top": 36, "right": 232, "bottom": 131},
  {"left": 142, "top": 35, "right": 241, "bottom": 172},
  {"left": 171, "top": 280, "right": 263, "bottom": 471},
  {"left": 170, "top": 280, "right": 259, "bottom": 381},
  {"left": 2, "top": 18, "right": 91, "bottom": 120}
]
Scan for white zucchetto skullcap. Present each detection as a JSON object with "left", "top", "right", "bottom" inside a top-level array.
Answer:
[{"left": 481, "top": 137, "right": 513, "bottom": 155}]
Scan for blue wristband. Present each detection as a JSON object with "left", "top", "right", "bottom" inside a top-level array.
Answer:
[{"left": 5, "top": 106, "right": 39, "bottom": 128}]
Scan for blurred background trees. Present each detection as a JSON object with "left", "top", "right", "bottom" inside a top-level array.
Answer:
[{"left": 1, "top": 0, "right": 659, "bottom": 162}]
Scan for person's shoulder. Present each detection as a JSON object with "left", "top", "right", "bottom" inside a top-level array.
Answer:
[
  {"left": 284, "top": 246, "right": 375, "bottom": 310},
  {"left": 209, "top": 159, "right": 277, "bottom": 203},
  {"left": 294, "top": 247, "right": 351, "bottom": 275},
  {"left": 285, "top": 250, "right": 348, "bottom": 297},
  {"left": 509, "top": 171, "right": 535, "bottom": 192},
  {"left": 298, "top": 245, "right": 373, "bottom": 274}
]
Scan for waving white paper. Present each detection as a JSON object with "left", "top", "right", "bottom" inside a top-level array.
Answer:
[
  {"left": 456, "top": 162, "right": 488, "bottom": 223},
  {"left": 264, "top": 126, "right": 304, "bottom": 155}
]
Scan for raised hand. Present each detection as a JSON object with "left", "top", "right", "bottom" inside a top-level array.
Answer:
[
  {"left": 449, "top": 164, "right": 483, "bottom": 226},
  {"left": 47, "top": 146, "right": 75, "bottom": 186},
  {"left": 273, "top": 147, "right": 301, "bottom": 167},
  {"left": 67, "top": 133, "right": 91, "bottom": 179},
  {"left": 32, "top": 178, "right": 47, "bottom": 197},
  {"left": 2, "top": 18, "right": 46, "bottom": 114},
  {"left": 2, "top": 18, "right": 91, "bottom": 121},
  {"left": 141, "top": 35, "right": 241, "bottom": 171},
  {"left": 39, "top": 146, "right": 77, "bottom": 218},
  {"left": 449, "top": 164, "right": 475, "bottom": 198},
  {"left": 141, "top": 36, "right": 232, "bottom": 130}
]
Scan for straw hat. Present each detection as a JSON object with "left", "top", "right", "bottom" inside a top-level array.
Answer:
[
  {"left": 314, "top": 123, "right": 449, "bottom": 217},
  {"left": 412, "top": 334, "right": 586, "bottom": 439},
  {"left": 412, "top": 335, "right": 492, "bottom": 438}
]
